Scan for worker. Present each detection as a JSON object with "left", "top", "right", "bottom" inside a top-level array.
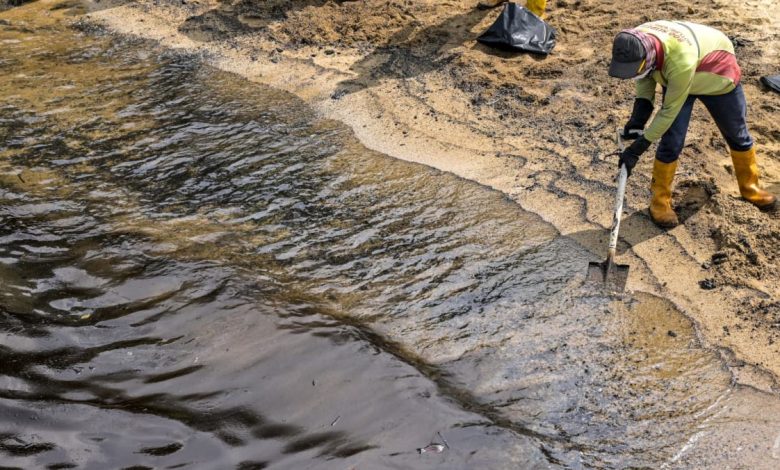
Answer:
[
  {"left": 477, "top": 0, "right": 546, "bottom": 17},
  {"left": 608, "top": 21, "right": 776, "bottom": 228}
]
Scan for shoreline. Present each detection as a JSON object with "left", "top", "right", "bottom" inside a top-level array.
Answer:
[{"left": 69, "top": 0, "right": 780, "bottom": 390}]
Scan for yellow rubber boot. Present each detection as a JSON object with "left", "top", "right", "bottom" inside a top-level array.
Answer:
[
  {"left": 730, "top": 147, "right": 776, "bottom": 209},
  {"left": 649, "top": 159, "right": 679, "bottom": 228},
  {"left": 526, "top": 0, "right": 546, "bottom": 17}
]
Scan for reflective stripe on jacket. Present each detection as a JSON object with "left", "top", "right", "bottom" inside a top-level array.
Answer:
[{"left": 634, "top": 21, "right": 741, "bottom": 142}]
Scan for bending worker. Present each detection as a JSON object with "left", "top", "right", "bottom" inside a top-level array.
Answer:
[{"left": 608, "top": 20, "right": 776, "bottom": 228}]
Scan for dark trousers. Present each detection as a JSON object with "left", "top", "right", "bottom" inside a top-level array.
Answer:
[{"left": 656, "top": 84, "right": 753, "bottom": 163}]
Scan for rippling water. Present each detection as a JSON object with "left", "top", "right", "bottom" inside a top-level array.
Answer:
[{"left": 2, "top": 3, "right": 780, "bottom": 469}]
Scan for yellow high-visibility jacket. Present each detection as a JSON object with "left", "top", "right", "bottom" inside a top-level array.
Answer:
[{"left": 635, "top": 21, "right": 741, "bottom": 142}]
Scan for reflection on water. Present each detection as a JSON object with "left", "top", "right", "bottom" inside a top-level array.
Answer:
[{"left": 2, "top": 2, "right": 780, "bottom": 469}]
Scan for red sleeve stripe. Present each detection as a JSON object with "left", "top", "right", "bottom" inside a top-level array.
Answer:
[{"left": 696, "top": 50, "right": 741, "bottom": 85}]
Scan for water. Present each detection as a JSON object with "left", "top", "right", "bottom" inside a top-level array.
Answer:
[{"left": 2, "top": 3, "right": 780, "bottom": 469}]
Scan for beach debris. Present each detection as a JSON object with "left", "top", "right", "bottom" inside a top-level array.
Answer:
[
  {"left": 760, "top": 75, "right": 780, "bottom": 94},
  {"left": 417, "top": 443, "right": 445, "bottom": 454},
  {"left": 477, "top": 4, "right": 556, "bottom": 55},
  {"left": 330, "top": 415, "right": 341, "bottom": 427},
  {"left": 699, "top": 278, "right": 717, "bottom": 290},
  {"left": 417, "top": 431, "right": 450, "bottom": 454}
]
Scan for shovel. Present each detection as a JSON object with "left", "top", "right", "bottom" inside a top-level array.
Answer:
[{"left": 586, "top": 128, "right": 630, "bottom": 291}]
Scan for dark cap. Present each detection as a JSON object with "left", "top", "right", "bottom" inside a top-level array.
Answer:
[{"left": 609, "top": 32, "right": 646, "bottom": 79}]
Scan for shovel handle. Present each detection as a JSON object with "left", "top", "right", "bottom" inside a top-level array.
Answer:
[{"left": 608, "top": 129, "right": 628, "bottom": 255}]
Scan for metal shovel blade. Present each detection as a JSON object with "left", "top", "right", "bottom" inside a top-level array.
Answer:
[{"left": 587, "top": 260, "right": 629, "bottom": 292}]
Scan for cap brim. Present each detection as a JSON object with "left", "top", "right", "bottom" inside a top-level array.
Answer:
[{"left": 609, "top": 59, "right": 643, "bottom": 79}]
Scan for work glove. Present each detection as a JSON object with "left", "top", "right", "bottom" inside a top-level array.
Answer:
[
  {"left": 621, "top": 98, "right": 654, "bottom": 140},
  {"left": 618, "top": 136, "right": 651, "bottom": 177}
]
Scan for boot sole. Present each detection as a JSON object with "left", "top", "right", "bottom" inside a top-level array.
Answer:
[
  {"left": 652, "top": 219, "right": 679, "bottom": 228},
  {"left": 757, "top": 200, "right": 777, "bottom": 212},
  {"left": 649, "top": 208, "right": 679, "bottom": 228}
]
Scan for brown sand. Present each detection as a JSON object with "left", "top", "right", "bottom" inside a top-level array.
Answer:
[{"left": 35, "top": 0, "right": 780, "bottom": 389}]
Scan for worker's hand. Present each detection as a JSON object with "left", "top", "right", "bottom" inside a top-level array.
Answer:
[
  {"left": 622, "top": 98, "right": 654, "bottom": 141},
  {"left": 618, "top": 136, "right": 651, "bottom": 177}
]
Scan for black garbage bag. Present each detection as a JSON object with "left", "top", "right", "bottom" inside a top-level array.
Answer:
[
  {"left": 477, "top": 3, "right": 556, "bottom": 55},
  {"left": 760, "top": 75, "right": 780, "bottom": 94}
]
